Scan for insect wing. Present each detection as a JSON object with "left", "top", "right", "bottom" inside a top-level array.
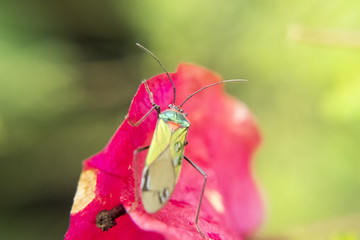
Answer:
[
  {"left": 169, "top": 126, "right": 187, "bottom": 180},
  {"left": 145, "top": 118, "right": 171, "bottom": 167},
  {"left": 141, "top": 146, "right": 176, "bottom": 213},
  {"left": 141, "top": 118, "right": 188, "bottom": 213}
]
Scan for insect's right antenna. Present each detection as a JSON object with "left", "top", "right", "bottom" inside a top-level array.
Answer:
[
  {"left": 180, "top": 79, "right": 247, "bottom": 107},
  {"left": 136, "top": 43, "right": 176, "bottom": 105}
]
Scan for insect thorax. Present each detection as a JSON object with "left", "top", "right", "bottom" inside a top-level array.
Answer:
[{"left": 158, "top": 109, "right": 190, "bottom": 128}]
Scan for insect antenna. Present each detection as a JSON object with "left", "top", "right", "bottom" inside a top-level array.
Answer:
[
  {"left": 180, "top": 79, "right": 247, "bottom": 107},
  {"left": 136, "top": 43, "right": 176, "bottom": 104}
]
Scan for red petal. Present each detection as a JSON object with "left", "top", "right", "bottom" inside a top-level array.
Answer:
[{"left": 65, "top": 63, "right": 263, "bottom": 240}]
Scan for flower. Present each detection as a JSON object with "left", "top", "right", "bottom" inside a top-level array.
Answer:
[{"left": 65, "top": 63, "right": 263, "bottom": 240}]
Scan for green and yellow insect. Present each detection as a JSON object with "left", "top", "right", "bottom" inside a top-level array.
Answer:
[{"left": 128, "top": 43, "right": 244, "bottom": 238}]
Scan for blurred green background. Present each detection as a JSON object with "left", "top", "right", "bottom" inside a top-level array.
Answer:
[{"left": 1, "top": 1, "right": 360, "bottom": 239}]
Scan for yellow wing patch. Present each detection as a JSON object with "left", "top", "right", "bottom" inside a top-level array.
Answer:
[{"left": 145, "top": 119, "right": 171, "bottom": 166}]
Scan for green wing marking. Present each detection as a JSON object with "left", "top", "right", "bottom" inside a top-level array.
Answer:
[{"left": 141, "top": 118, "right": 189, "bottom": 213}]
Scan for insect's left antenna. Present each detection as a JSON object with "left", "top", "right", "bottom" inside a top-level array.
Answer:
[{"left": 136, "top": 43, "right": 176, "bottom": 105}]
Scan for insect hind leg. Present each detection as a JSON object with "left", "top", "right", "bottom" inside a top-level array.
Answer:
[
  {"left": 128, "top": 146, "right": 150, "bottom": 213},
  {"left": 184, "top": 155, "right": 207, "bottom": 238}
]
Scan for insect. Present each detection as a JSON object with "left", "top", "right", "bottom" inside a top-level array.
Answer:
[{"left": 128, "top": 43, "right": 245, "bottom": 238}]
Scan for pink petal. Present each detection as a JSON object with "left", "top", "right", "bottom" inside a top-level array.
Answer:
[{"left": 65, "top": 63, "right": 263, "bottom": 240}]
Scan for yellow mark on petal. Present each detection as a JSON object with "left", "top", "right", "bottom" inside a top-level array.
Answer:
[
  {"left": 71, "top": 169, "right": 97, "bottom": 214},
  {"left": 205, "top": 189, "right": 225, "bottom": 214}
]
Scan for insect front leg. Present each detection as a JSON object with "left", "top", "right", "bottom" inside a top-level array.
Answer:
[
  {"left": 184, "top": 155, "right": 207, "bottom": 238},
  {"left": 127, "top": 79, "right": 161, "bottom": 127}
]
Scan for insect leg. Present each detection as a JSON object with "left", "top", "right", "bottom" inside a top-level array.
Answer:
[
  {"left": 142, "top": 79, "right": 156, "bottom": 106},
  {"left": 128, "top": 146, "right": 150, "bottom": 213},
  {"left": 184, "top": 155, "right": 207, "bottom": 238},
  {"left": 127, "top": 80, "right": 161, "bottom": 126},
  {"left": 142, "top": 79, "right": 161, "bottom": 115},
  {"left": 127, "top": 105, "right": 159, "bottom": 127}
]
